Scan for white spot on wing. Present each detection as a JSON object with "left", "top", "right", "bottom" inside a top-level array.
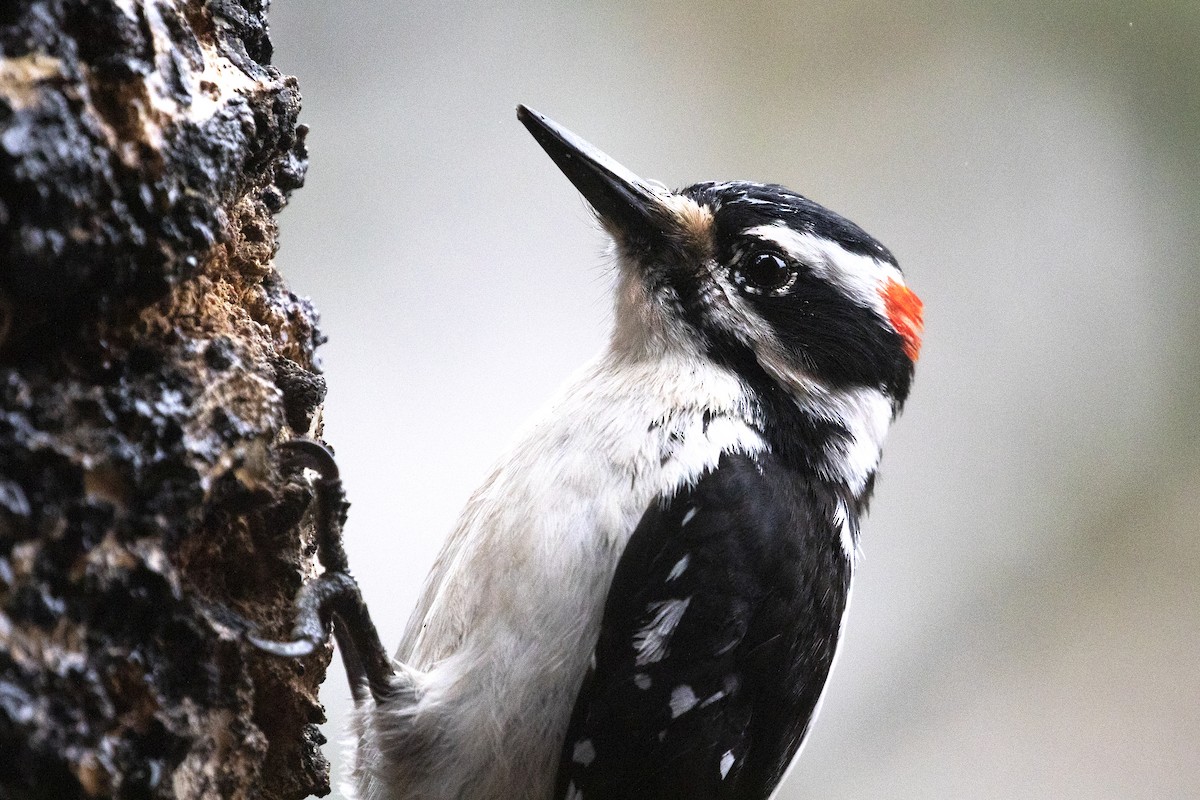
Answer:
[
  {"left": 633, "top": 672, "right": 651, "bottom": 690},
  {"left": 572, "top": 739, "right": 596, "bottom": 766},
  {"left": 634, "top": 597, "right": 691, "bottom": 666},
  {"left": 701, "top": 673, "right": 741, "bottom": 708},
  {"left": 565, "top": 781, "right": 583, "bottom": 800},
  {"left": 670, "top": 684, "right": 698, "bottom": 718},
  {"left": 720, "top": 750, "right": 735, "bottom": 779},
  {"left": 667, "top": 554, "right": 690, "bottom": 581},
  {"left": 680, "top": 507, "right": 698, "bottom": 527}
]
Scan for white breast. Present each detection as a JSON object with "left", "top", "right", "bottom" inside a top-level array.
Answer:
[{"left": 350, "top": 350, "right": 765, "bottom": 800}]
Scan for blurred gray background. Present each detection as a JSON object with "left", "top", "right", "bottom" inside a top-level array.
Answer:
[{"left": 269, "top": 2, "right": 1199, "bottom": 798}]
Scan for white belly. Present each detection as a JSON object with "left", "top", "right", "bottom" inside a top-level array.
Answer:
[{"left": 350, "top": 352, "right": 764, "bottom": 800}]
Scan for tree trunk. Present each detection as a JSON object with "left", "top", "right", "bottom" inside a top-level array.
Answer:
[{"left": 0, "top": 1, "right": 332, "bottom": 798}]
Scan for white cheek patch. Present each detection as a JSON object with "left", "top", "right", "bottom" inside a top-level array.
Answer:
[
  {"left": 743, "top": 223, "right": 904, "bottom": 317},
  {"left": 803, "top": 383, "right": 893, "bottom": 495},
  {"left": 755, "top": 344, "right": 894, "bottom": 494}
]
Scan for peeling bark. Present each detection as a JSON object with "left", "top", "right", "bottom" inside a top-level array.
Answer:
[{"left": 1, "top": 2, "right": 332, "bottom": 798}]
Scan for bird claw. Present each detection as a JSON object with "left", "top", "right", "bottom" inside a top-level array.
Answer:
[
  {"left": 279, "top": 437, "right": 340, "bottom": 481},
  {"left": 245, "top": 571, "right": 349, "bottom": 658},
  {"left": 246, "top": 633, "right": 320, "bottom": 658},
  {"left": 248, "top": 437, "right": 396, "bottom": 704}
]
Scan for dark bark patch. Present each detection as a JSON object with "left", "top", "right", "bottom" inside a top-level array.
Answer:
[{"left": 1, "top": 2, "right": 332, "bottom": 798}]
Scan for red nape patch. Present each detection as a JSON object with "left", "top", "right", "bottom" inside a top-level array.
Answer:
[{"left": 881, "top": 278, "right": 924, "bottom": 361}]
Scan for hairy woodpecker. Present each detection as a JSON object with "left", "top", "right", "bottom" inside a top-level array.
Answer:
[{"left": 258, "top": 106, "right": 922, "bottom": 800}]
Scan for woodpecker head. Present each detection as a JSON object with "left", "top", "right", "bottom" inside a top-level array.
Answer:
[{"left": 519, "top": 106, "right": 922, "bottom": 485}]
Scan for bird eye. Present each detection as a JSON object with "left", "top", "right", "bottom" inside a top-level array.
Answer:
[{"left": 734, "top": 251, "right": 796, "bottom": 296}]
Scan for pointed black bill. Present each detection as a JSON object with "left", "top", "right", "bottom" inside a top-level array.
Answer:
[{"left": 518, "top": 105, "right": 667, "bottom": 240}]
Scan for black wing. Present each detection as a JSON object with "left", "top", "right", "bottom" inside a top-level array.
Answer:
[{"left": 554, "top": 451, "right": 853, "bottom": 800}]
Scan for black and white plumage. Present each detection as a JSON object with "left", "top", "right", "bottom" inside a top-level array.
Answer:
[
  {"left": 348, "top": 106, "right": 923, "bottom": 800},
  {"left": 555, "top": 450, "right": 854, "bottom": 799}
]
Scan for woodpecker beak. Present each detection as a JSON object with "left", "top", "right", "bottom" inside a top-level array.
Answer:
[{"left": 518, "top": 104, "right": 668, "bottom": 243}]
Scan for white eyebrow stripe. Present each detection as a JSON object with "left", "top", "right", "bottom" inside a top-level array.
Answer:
[{"left": 743, "top": 223, "right": 903, "bottom": 316}]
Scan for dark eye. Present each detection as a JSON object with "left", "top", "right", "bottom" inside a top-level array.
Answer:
[{"left": 734, "top": 251, "right": 796, "bottom": 295}]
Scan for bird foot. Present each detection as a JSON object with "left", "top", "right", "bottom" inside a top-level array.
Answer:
[{"left": 248, "top": 437, "right": 397, "bottom": 703}]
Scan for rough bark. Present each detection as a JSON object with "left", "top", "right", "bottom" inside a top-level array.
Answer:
[{"left": 0, "top": 2, "right": 332, "bottom": 798}]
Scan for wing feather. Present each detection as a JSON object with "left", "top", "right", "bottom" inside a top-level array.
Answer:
[{"left": 554, "top": 451, "right": 853, "bottom": 800}]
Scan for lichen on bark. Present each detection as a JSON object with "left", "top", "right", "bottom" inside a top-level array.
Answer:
[{"left": 1, "top": 1, "right": 334, "bottom": 798}]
